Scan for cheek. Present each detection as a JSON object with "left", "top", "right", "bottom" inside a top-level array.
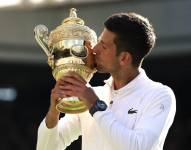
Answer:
[{"left": 111, "top": 56, "right": 120, "bottom": 66}]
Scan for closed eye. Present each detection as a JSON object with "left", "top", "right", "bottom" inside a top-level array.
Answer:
[
  {"left": 100, "top": 41, "right": 108, "bottom": 50},
  {"left": 102, "top": 44, "right": 107, "bottom": 50}
]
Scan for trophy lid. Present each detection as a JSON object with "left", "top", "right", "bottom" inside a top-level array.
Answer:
[
  {"left": 48, "top": 8, "right": 97, "bottom": 50},
  {"left": 62, "top": 8, "right": 84, "bottom": 25}
]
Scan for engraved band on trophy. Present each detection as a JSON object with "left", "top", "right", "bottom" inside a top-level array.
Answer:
[{"left": 34, "top": 8, "right": 97, "bottom": 114}]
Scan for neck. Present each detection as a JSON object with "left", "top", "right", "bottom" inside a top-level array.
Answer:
[{"left": 112, "top": 67, "right": 140, "bottom": 90}]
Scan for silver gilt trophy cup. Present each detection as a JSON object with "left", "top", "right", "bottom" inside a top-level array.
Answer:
[{"left": 34, "top": 8, "right": 97, "bottom": 114}]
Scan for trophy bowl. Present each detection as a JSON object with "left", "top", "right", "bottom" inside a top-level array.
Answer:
[{"left": 34, "top": 8, "right": 97, "bottom": 114}]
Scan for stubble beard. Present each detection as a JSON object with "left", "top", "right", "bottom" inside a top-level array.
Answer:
[
  {"left": 94, "top": 57, "right": 108, "bottom": 73},
  {"left": 95, "top": 64, "right": 108, "bottom": 73}
]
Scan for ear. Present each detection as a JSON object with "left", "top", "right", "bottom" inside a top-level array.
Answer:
[{"left": 119, "top": 52, "right": 132, "bottom": 66}]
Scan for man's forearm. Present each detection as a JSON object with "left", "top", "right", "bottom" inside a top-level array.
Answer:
[{"left": 45, "top": 107, "right": 60, "bottom": 128}]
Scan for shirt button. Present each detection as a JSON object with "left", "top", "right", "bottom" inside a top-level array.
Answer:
[{"left": 110, "top": 101, "right": 114, "bottom": 105}]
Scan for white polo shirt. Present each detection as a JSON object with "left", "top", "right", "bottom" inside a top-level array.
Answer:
[{"left": 37, "top": 68, "right": 176, "bottom": 150}]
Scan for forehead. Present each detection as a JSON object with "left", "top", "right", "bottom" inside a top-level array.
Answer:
[{"left": 99, "top": 28, "right": 116, "bottom": 44}]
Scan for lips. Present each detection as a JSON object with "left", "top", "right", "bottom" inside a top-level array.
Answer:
[
  {"left": 94, "top": 62, "right": 98, "bottom": 68},
  {"left": 94, "top": 57, "right": 99, "bottom": 65}
]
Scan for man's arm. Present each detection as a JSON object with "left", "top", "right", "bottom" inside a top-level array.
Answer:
[
  {"left": 36, "top": 79, "right": 81, "bottom": 150},
  {"left": 45, "top": 84, "right": 61, "bottom": 129}
]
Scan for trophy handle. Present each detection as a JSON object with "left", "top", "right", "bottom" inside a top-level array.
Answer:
[
  {"left": 34, "top": 24, "right": 52, "bottom": 56},
  {"left": 34, "top": 25, "right": 54, "bottom": 68}
]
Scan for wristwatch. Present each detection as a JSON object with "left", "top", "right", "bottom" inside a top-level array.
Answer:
[{"left": 89, "top": 100, "right": 107, "bottom": 116}]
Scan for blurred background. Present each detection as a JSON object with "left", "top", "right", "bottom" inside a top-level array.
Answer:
[{"left": 0, "top": 0, "right": 191, "bottom": 149}]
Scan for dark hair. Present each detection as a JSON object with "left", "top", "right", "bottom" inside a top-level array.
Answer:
[{"left": 104, "top": 12, "right": 156, "bottom": 67}]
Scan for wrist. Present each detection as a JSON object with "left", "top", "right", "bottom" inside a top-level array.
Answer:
[
  {"left": 88, "top": 99, "right": 97, "bottom": 109},
  {"left": 85, "top": 94, "right": 98, "bottom": 109},
  {"left": 45, "top": 109, "right": 60, "bottom": 129},
  {"left": 48, "top": 106, "right": 60, "bottom": 118}
]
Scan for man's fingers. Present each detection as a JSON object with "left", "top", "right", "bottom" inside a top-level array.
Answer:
[
  {"left": 52, "top": 72, "right": 88, "bottom": 101},
  {"left": 60, "top": 76, "right": 85, "bottom": 87},
  {"left": 52, "top": 92, "right": 70, "bottom": 102},
  {"left": 71, "top": 73, "right": 86, "bottom": 84},
  {"left": 63, "top": 72, "right": 86, "bottom": 83},
  {"left": 56, "top": 78, "right": 69, "bottom": 86}
]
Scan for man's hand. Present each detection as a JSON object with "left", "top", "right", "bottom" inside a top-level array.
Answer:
[
  {"left": 57, "top": 72, "right": 98, "bottom": 109},
  {"left": 46, "top": 72, "right": 98, "bottom": 128}
]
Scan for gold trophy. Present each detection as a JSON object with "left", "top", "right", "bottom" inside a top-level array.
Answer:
[{"left": 34, "top": 8, "right": 97, "bottom": 114}]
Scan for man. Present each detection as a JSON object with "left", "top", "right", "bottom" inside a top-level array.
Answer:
[{"left": 37, "top": 12, "right": 176, "bottom": 150}]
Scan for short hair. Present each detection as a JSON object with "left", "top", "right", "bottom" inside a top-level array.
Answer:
[{"left": 104, "top": 12, "right": 156, "bottom": 67}]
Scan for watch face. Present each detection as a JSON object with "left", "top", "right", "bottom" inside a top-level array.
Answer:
[
  {"left": 97, "top": 100, "right": 107, "bottom": 110},
  {"left": 89, "top": 100, "right": 107, "bottom": 116}
]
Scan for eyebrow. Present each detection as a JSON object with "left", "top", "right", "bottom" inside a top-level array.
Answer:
[
  {"left": 98, "top": 36, "right": 110, "bottom": 48},
  {"left": 98, "top": 37, "right": 107, "bottom": 46}
]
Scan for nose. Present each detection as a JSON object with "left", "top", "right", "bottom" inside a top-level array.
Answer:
[{"left": 93, "top": 44, "right": 99, "bottom": 55}]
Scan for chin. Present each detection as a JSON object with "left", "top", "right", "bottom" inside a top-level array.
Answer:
[
  {"left": 97, "top": 70, "right": 105, "bottom": 73},
  {"left": 96, "top": 67, "right": 107, "bottom": 73}
]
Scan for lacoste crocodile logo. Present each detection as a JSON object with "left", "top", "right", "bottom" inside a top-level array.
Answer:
[{"left": 128, "top": 108, "right": 138, "bottom": 114}]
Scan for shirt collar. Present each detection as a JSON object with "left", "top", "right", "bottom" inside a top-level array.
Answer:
[{"left": 104, "top": 68, "right": 148, "bottom": 94}]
